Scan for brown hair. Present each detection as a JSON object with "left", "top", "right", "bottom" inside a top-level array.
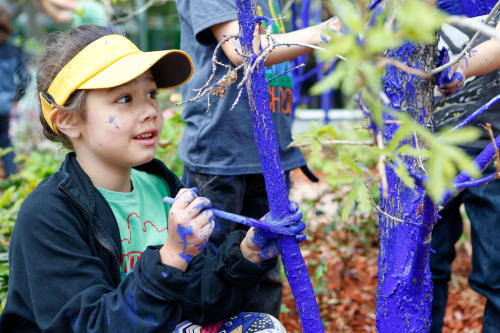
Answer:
[
  {"left": 0, "top": 6, "right": 12, "bottom": 43},
  {"left": 37, "top": 25, "right": 118, "bottom": 149}
]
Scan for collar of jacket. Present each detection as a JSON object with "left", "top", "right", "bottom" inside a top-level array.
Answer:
[{"left": 56, "top": 152, "right": 184, "bottom": 216}]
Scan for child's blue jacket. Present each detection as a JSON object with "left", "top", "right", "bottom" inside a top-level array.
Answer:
[{"left": 0, "top": 153, "right": 275, "bottom": 332}]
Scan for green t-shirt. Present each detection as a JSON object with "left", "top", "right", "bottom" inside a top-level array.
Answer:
[
  {"left": 97, "top": 169, "right": 171, "bottom": 279},
  {"left": 70, "top": 1, "right": 108, "bottom": 27}
]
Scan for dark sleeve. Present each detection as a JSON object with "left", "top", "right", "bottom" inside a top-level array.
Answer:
[
  {"left": 188, "top": 0, "right": 238, "bottom": 45},
  {"left": 137, "top": 231, "right": 277, "bottom": 326},
  {"left": 6, "top": 194, "right": 185, "bottom": 333},
  {"left": 5, "top": 193, "right": 274, "bottom": 332},
  {"left": 14, "top": 47, "right": 30, "bottom": 101},
  {"left": 180, "top": 230, "right": 278, "bottom": 325}
]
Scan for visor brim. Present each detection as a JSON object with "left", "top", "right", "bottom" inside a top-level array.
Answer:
[{"left": 79, "top": 49, "right": 193, "bottom": 90}]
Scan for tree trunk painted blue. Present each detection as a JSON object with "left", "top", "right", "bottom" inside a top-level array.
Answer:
[
  {"left": 376, "top": 41, "right": 438, "bottom": 331},
  {"left": 235, "top": 1, "right": 324, "bottom": 332}
]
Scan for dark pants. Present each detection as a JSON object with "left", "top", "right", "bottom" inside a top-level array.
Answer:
[
  {"left": 431, "top": 148, "right": 500, "bottom": 332},
  {"left": 181, "top": 168, "right": 290, "bottom": 318},
  {"left": 0, "top": 114, "right": 17, "bottom": 177}
]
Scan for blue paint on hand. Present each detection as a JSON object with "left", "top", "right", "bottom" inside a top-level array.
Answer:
[{"left": 177, "top": 224, "right": 194, "bottom": 264}]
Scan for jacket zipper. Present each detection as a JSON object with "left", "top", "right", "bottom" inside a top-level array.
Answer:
[{"left": 58, "top": 185, "right": 121, "bottom": 281}]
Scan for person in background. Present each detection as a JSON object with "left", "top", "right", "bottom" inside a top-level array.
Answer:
[
  {"left": 38, "top": 0, "right": 108, "bottom": 27},
  {"left": 432, "top": 17, "right": 500, "bottom": 332},
  {"left": 0, "top": 6, "right": 29, "bottom": 177},
  {"left": 176, "top": 0, "right": 340, "bottom": 317}
]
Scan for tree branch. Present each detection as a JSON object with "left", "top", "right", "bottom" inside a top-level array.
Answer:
[{"left": 112, "top": 0, "right": 173, "bottom": 24}]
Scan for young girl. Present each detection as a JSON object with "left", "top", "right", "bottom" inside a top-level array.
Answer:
[{"left": 0, "top": 25, "right": 305, "bottom": 332}]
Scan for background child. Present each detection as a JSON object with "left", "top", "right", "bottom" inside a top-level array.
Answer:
[
  {"left": 38, "top": 0, "right": 108, "bottom": 27},
  {"left": 433, "top": 18, "right": 500, "bottom": 332},
  {"left": 176, "top": 0, "right": 341, "bottom": 316},
  {"left": 0, "top": 24, "right": 305, "bottom": 332},
  {"left": 0, "top": 6, "right": 30, "bottom": 177}
]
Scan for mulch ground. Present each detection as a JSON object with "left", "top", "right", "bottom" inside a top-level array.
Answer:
[{"left": 279, "top": 171, "right": 485, "bottom": 332}]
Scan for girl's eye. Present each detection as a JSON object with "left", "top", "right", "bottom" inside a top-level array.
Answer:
[
  {"left": 148, "top": 91, "right": 157, "bottom": 99},
  {"left": 117, "top": 95, "right": 132, "bottom": 103}
]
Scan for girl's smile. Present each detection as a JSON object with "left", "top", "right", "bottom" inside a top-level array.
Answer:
[{"left": 133, "top": 128, "right": 159, "bottom": 147}]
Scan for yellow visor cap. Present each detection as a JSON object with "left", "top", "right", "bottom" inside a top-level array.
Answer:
[{"left": 40, "top": 34, "right": 193, "bottom": 134}]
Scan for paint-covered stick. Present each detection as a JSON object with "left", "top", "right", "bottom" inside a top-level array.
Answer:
[{"left": 162, "top": 196, "right": 295, "bottom": 236}]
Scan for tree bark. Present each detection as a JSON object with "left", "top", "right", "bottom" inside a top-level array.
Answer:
[{"left": 376, "top": 41, "right": 438, "bottom": 332}]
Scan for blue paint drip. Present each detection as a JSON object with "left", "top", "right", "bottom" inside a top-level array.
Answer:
[
  {"left": 177, "top": 224, "right": 194, "bottom": 264},
  {"left": 108, "top": 115, "right": 115, "bottom": 124}
]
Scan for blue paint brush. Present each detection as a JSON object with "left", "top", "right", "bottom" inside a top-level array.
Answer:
[
  {"left": 162, "top": 196, "right": 295, "bottom": 235},
  {"left": 436, "top": 0, "right": 496, "bottom": 17}
]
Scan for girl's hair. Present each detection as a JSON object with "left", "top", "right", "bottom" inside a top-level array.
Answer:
[
  {"left": 37, "top": 25, "right": 118, "bottom": 149},
  {"left": 0, "top": 6, "right": 12, "bottom": 43}
]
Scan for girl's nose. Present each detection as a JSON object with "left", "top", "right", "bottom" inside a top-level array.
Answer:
[{"left": 141, "top": 102, "right": 159, "bottom": 122}]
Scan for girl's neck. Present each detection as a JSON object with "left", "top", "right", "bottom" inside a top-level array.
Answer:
[{"left": 75, "top": 153, "right": 132, "bottom": 192}]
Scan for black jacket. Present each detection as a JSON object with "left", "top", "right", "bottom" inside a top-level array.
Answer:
[{"left": 0, "top": 153, "right": 275, "bottom": 332}]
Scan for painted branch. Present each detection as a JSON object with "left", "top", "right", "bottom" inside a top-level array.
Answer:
[
  {"left": 454, "top": 134, "right": 500, "bottom": 184},
  {"left": 162, "top": 197, "right": 295, "bottom": 235},
  {"left": 236, "top": 1, "right": 324, "bottom": 332},
  {"left": 455, "top": 172, "right": 497, "bottom": 188},
  {"left": 452, "top": 94, "right": 500, "bottom": 130}
]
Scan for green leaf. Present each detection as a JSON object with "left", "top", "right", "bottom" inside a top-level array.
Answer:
[
  {"left": 396, "top": 0, "right": 448, "bottom": 42},
  {"left": 391, "top": 157, "right": 415, "bottom": 189},
  {"left": 438, "top": 127, "right": 482, "bottom": 145},
  {"left": 331, "top": 0, "right": 364, "bottom": 33},
  {"left": 365, "top": 26, "right": 400, "bottom": 54}
]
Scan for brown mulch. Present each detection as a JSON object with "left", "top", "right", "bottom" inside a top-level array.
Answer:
[{"left": 279, "top": 170, "right": 485, "bottom": 333}]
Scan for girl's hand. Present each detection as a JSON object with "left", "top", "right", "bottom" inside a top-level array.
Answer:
[
  {"left": 160, "top": 188, "right": 215, "bottom": 271},
  {"left": 240, "top": 201, "right": 306, "bottom": 264},
  {"left": 438, "top": 61, "right": 466, "bottom": 97}
]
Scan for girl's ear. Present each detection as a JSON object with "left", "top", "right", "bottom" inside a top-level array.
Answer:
[{"left": 50, "top": 108, "right": 82, "bottom": 139}]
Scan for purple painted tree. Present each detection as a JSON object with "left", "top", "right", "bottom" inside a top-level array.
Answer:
[
  {"left": 186, "top": 0, "right": 500, "bottom": 331},
  {"left": 235, "top": 1, "right": 324, "bottom": 332},
  {"left": 299, "top": 0, "right": 500, "bottom": 331}
]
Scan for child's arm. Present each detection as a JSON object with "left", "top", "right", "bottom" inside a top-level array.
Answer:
[
  {"left": 38, "top": 0, "right": 73, "bottom": 24},
  {"left": 210, "top": 18, "right": 341, "bottom": 67},
  {"left": 439, "top": 21, "right": 500, "bottom": 96}
]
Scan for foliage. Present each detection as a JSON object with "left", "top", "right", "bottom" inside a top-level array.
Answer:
[
  {"left": 0, "top": 148, "right": 65, "bottom": 312},
  {"left": 293, "top": 0, "right": 481, "bottom": 209}
]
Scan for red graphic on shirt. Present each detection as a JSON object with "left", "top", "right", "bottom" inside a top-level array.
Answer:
[
  {"left": 121, "top": 212, "right": 167, "bottom": 244},
  {"left": 120, "top": 212, "right": 168, "bottom": 273}
]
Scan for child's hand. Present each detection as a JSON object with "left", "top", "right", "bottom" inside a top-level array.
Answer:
[
  {"left": 160, "top": 188, "right": 215, "bottom": 271},
  {"left": 240, "top": 201, "right": 306, "bottom": 264},
  {"left": 438, "top": 61, "right": 466, "bottom": 97},
  {"left": 318, "top": 17, "right": 342, "bottom": 45}
]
